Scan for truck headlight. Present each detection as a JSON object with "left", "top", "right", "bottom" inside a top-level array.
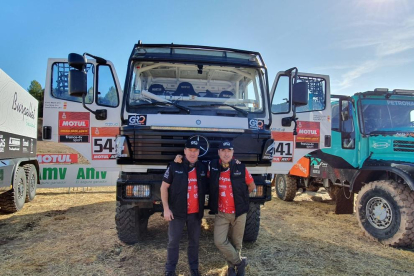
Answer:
[
  {"left": 249, "top": 185, "right": 264, "bottom": 198},
  {"left": 125, "top": 185, "right": 151, "bottom": 198},
  {"left": 116, "top": 136, "right": 131, "bottom": 158}
]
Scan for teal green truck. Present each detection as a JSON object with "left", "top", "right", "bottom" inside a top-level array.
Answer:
[{"left": 275, "top": 88, "right": 414, "bottom": 247}]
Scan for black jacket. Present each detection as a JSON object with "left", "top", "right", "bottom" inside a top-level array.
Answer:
[
  {"left": 166, "top": 159, "right": 208, "bottom": 219},
  {"left": 209, "top": 159, "right": 250, "bottom": 217}
]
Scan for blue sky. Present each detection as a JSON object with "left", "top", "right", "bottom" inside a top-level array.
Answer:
[{"left": 1, "top": 0, "right": 414, "bottom": 96}]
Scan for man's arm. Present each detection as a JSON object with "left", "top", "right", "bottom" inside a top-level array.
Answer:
[
  {"left": 245, "top": 168, "right": 256, "bottom": 193},
  {"left": 247, "top": 181, "right": 256, "bottom": 193},
  {"left": 160, "top": 181, "right": 174, "bottom": 221}
]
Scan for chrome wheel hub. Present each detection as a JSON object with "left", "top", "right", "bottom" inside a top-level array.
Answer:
[
  {"left": 277, "top": 178, "right": 285, "bottom": 194},
  {"left": 366, "top": 197, "right": 393, "bottom": 229}
]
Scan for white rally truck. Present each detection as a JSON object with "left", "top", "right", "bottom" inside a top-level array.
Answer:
[
  {"left": 41, "top": 42, "right": 331, "bottom": 243},
  {"left": 0, "top": 69, "right": 39, "bottom": 213}
]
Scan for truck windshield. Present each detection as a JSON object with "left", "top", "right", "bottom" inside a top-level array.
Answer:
[
  {"left": 127, "top": 62, "right": 264, "bottom": 116},
  {"left": 360, "top": 98, "right": 414, "bottom": 134}
]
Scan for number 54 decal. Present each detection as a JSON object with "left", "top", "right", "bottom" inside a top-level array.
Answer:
[
  {"left": 271, "top": 131, "right": 294, "bottom": 162},
  {"left": 91, "top": 127, "right": 119, "bottom": 160}
]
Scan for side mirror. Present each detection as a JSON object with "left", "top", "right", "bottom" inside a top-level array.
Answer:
[
  {"left": 68, "top": 53, "right": 87, "bottom": 97},
  {"left": 68, "top": 53, "right": 86, "bottom": 70},
  {"left": 341, "top": 111, "right": 349, "bottom": 121},
  {"left": 292, "top": 82, "right": 308, "bottom": 106},
  {"left": 69, "top": 70, "right": 87, "bottom": 97}
]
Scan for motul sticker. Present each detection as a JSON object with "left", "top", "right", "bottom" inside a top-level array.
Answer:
[
  {"left": 295, "top": 121, "right": 320, "bottom": 149},
  {"left": 37, "top": 154, "right": 78, "bottom": 164},
  {"left": 58, "top": 112, "right": 90, "bottom": 143}
]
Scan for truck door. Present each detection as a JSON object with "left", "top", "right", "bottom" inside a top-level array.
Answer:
[
  {"left": 41, "top": 58, "right": 122, "bottom": 187},
  {"left": 269, "top": 71, "right": 331, "bottom": 174}
]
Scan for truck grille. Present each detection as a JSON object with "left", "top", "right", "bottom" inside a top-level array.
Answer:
[
  {"left": 120, "top": 127, "right": 271, "bottom": 165},
  {"left": 393, "top": 140, "right": 414, "bottom": 152}
]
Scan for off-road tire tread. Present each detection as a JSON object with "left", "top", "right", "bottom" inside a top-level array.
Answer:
[
  {"left": 115, "top": 202, "right": 145, "bottom": 244},
  {"left": 24, "top": 164, "right": 37, "bottom": 202},
  {"left": 276, "top": 175, "right": 297, "bottom": 201},
  {"left": 0, "top": 167, "right": 27, "bottom": 213},
  {"left": 356, "top": 180, "right": 414, "bottom": 247},
  {"left": 243, "top": 202, "right": 260, "bottom": 242}
]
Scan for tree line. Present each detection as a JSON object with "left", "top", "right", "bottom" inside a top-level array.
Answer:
[{"left": 27, "top": 80, "right": 44, "bottom": 118}]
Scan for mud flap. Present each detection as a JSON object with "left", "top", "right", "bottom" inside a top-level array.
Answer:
[{"left": 335, "top": 187, "right": 354, "bottom": 214}]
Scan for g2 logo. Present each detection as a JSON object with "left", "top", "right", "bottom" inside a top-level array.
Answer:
[
  {"left": 128, "top": 115, "right": 147, "bottom": 125},
  {"left": 249, "top": 119, "right": 264, "bottom": 130}
]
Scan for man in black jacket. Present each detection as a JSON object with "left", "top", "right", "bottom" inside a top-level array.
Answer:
[
  {"left": 161, "top": 137, "right": 208, "bottom": 276},
  {"left": 209, "top": 141, "right": 256, "bottom": 276}
]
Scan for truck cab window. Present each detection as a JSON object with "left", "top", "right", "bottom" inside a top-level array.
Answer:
[
  {"left": 51, "top": 62, "right": 94, "bottom": 103},
  {"left": 341, "top": 100, "right": 355, "bottom": 149},
  {"left": 97, "top": 65, "right": 119, "bottom": 107},
  {"left": 296, "top": 76, "right": 326, "bottom": 113},
  {"left": 127, "top": 62, "right": 265, "bottom": 116},
  {"left": 331, "top": 102, "right": 339, "bottom": 131},
  {"left": 271, "top": 75, "right": 290, "bottom": 113}
]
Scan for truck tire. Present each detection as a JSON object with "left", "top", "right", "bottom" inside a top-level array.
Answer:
[
  {"left": 0, "top": 166, "right": 27, "bottom": 213},
  {"left": 275, "top": 174, "right": 297, "bottom": 201},
  {"left": 356, "top": 180, "right": 414, "bottom": 247},
  {"left": 115, "top": 202, "right": 148, "bottom": 244},
  {"left": 243, "top": 202, "right": 260, "bottom": 242},
  {"left": 24, "top": 164, "right": 37, "bottom": 202}
]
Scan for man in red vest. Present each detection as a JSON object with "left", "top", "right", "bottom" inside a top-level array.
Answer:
[{"left": 161, "top": 137, "right": 208, "bottom": 276}]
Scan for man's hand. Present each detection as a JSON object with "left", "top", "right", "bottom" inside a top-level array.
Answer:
[
  {"left": 248, "top": 182, "right": 256, "bottom": 193},
  {"left": 163, "top": 208, "right": 174, "bottom": 221},
  {"left": 174, "top": 154, "right": 183, "bottom": 163}
]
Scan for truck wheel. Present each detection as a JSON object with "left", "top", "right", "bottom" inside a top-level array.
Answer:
[
  {"left": 327, "top": 185, "right": 341, "bottom": 201},
  {"left": 115, "top": 202, "right": 148, "bottom": 244},
  {"left": 356, "top": 180, "right": 414, "bottom": 247},
  {"left": 24, "top": 164, "right": 37, "bottom": 202},
  {"left": 0, "top": 166, "right": 27, "bottom": 213},
  {"left": 275, "top": 174, "right": 297, "bottom": 201},
  {"left": 243, "top": 202, "right": 260, "bottom": 242}
]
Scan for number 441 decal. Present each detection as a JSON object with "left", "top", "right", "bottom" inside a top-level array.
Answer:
[
  {"left": 272, "top": 142, "right": 293, "bottom": 162},
  {"left": 270, "top": 131, "right": 294, "bottom": 162}
]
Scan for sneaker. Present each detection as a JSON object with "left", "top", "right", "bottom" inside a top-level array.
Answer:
[
  {"left": 227, "top": 267, "right": 236, "bottom": 276},
  {"left": 235, "top": 257, "right": 248, "bottom": 276},
  {"left": 190, "top": 269, "right": 201, "bottom": 276},
  {"left": 165, "top": 271, "right": 176, "bottom": 276}
]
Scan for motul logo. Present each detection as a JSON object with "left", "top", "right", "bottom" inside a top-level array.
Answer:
[
  {"left": 37, "top": 154, "right": 78, "bottom": 164},
  {"left": 60, "top": 120, "right": 89, "bottom": 127},
  {"left": 298, "top": 129, "right": 318, "bottom": 135}
]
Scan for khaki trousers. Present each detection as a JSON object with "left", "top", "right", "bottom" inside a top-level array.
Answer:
[{"left": 214, "top": 212, "right": 247, "bottom": 267}]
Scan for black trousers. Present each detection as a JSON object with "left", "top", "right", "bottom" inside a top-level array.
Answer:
[{"left": 165, "top": 213, "right": 201, "bottom": 272}]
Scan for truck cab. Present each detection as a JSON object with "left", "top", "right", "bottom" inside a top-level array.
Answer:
[{"left": 278, "top": 88, "right": 414, "bottom": 247}]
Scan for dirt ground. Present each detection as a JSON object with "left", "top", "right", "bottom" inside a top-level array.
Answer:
[{"left": 1, "top": 187, "right": 414, "bottom": 276}]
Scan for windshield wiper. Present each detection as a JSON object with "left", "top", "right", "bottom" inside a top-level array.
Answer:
[
  {"left": 137, "top": 100, "right": 190, "bottom": 114},
  {"left": 190, "top": 103, "right": 248, "bottom": 116}
]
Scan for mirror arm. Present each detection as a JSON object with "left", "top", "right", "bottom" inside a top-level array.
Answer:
[
  {"left": 84, "top": 52, "right": 107, "bottom": 65},
  {"left": 291, "top": 104, "right": 298, "bottom": 135},
  {"left": 82, "top": 94, "right": 96, "bottom": 115}
]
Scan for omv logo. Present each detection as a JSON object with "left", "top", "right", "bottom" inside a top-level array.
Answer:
[{"left": 372, "top": 142, "right": 390, "bottom": 149}]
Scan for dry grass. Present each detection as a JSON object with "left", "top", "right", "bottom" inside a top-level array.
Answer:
[
  {"left": 1, "top": 187, "right": 414, "bottom": 276},
  {"left": 37, "top": 141, "right": 90, "bottom": 164}
]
